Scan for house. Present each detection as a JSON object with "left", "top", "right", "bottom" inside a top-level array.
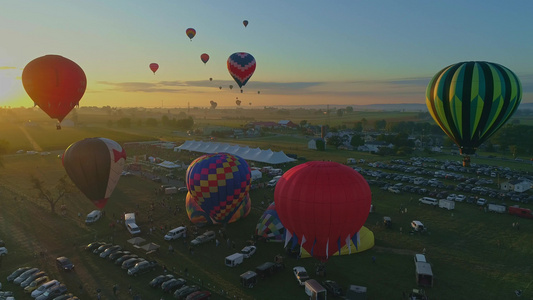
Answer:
[
  {"left": 278, "top": 120, "right": 298, "bottom": 128},
  {"left": 247, "top": 122, "right": 279, "bottom": 129},
  {"left": 500, "top": 180, "right": 532, "bottom": 193},
  {"left": 308, "top": 138, "right": 325, "bottom": 150}
]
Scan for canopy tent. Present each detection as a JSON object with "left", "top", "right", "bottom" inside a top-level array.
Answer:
[
  {"left": 127, "top": 237, "right": 146, "bottom": 245},
  {"left": 157, "top": 161, "right": 181, "bottom": 169},
  {"left": 175, "top": 140, "right": 297, "bottom": 165},
  {"left": 140, "top": 242, "right": 160, "bottom": 252}
]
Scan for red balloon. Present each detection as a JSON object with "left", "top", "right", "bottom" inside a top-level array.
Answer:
[
  {"left": 22, "top": 55, "right": 86, "bottom": 122},
  {"left": 149, "top": 63, "right": 159, "bottom": 74},
  {"left": 275, "top": 161, "right": 371, "bottom": 262},
  {"left": 200, "top": 53, "right": 210, "bottom": 64}
]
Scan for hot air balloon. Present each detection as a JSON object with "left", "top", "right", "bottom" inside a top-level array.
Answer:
[
  {"left": 236, "top": 99, "right": 241, "bottom": 106},
  {"left": 219, "top": 86, "right": 222, "bottom": 90},
  {"left": 426, "top": 61, "right": 522, "bottom": 167},
  {"left": 185, "top": 153, "right": 251, "bottom": 224},
  {"left": 201, "top": 53, "right": 210, "bottom": 64},
  {"left": 149, "top": 63, "right": 159, "bottom": 74},
  {"left": 209, "top": 77, "right": 213, "bottom": 81},
  {"left": 255, "top": 202, "right": 285, "bottom": 242},
  {"left": 62, "top": 138, "right": 126, "bottom": 209},
  {"left": 229, "top": 85, "right": 233, "bottom": 90},
  {"left": 257, "top": 91, "right": 260, "bottom": 94},
  {"left": 275, "top": 161, "right": 372, "bottom": 262},
  {"left": 209, "top": 100, "right": 217, "bottom": 109},
  {"left": 22, "top": 55, "right": 86, "bottom": 127},
  {"left": 243, "top": 20, "right": 249, "bottom": 27},
  {"left": 249, "top": 102, "right": 252, "bottom": 106},
  {"left": 227, "top": 52, "right": 256, "bottom": 93},
  {"left": 186, "top": 28, "right": 196, "bottom": 41}
]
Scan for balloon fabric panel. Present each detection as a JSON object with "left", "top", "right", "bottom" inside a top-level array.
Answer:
[{"left": 100, "top": 138, "right": 126, "bottom": 199}]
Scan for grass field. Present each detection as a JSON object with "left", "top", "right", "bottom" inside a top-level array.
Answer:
[{"left": 1, "top": 108, "right": 533, "bottom": 299}]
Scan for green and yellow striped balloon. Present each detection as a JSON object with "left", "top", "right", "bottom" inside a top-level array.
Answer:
[{"left": 426, "top": 61, "right": 521, "bottom": 155}]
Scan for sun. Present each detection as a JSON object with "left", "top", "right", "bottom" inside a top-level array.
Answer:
[{"left": 0, "top": 68, "right": 23, "bottom": 106}]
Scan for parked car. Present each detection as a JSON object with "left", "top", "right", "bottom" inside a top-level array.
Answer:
[
  {"left": 51, "top": 293, "right": 75, "bottom": 300},
  {"left": 85, "top": 241, "right": 105, "bottom": 252},
  {"left": 115, "top": 254, "right": 138, "bottom": 265},
  {"left": 0, "top": 247, "right": 7, "bottom": 256},
  {"left": 455, "top": 194, "right": 466, "bottom": 202},
  {"left": 161, "top": 278, "right": 187, "bottom": 293},
  {"left": 414, "top": 254, "right": 427, "bottom": 263},
  {"left": 322, "top": 280, "right": 343, "bottom": 297},
  {"left": 127, "top": 260, "right": 158, "bottom": 276},
  {"left": 240, "top": 246, "right": 257, "bottom": 258},
  {"left": 293, "top": 266, "right": 310, "bottom": 286},
  {"left": 173, "top": 285, "right": 199, "bottom": 299},
  {"left": 14, "top": 268, "right": 40, "bottom": 285},
  {"left": 93, "top": 243, "right": 113, "bottom": 255},
  {"left": 122, "top": 258, "right": 145, "bottom": 270},
  {"left": 185, "top": 290, "right": 211, "bottom": 300},
  {"left": 149, "top": 274, "right": 174, "bottom": 288},
  {"left": 7, "top": 267, "right": 31, "bottom": 282},
  {"left": 56, "top": 257, "right": 75, "bottom": 271},
  {"left": 35, "top": 283, "right": 67, "bottom": 300},
  {"left": 24, "top": 276, "right": 50, "bottom": 293},
  {"left": 21, "top": 271, "right": 47, "bottom": 288},
  {"left": 31, "top": 280, "right": 60, "bottom": 298},
  {"left": 190, "top": 231, "right": 216, "bottom": 246},
  {"left": 108, "top": 251, "right": 131, "bottom": 261},
  {"left": 100, "top": 245, "right": 122, "bottom": 258},
  {"left": 476, "top": 198, "right": 488, "bottom": 206}
]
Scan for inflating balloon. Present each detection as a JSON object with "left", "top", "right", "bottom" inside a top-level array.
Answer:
[
  {"left": 186, "top": 28, "right": 196, "bottom": 41},
  {"left": 201, "top": 53, "right": 209, "bottom": 64},
  {"left": 185, "top": 153, "right": 251, "bottom": 224},
  {"left": 275, "top": 161, "right": 372, "bottom": 262},
  {"left": 62, "top": 138, "right": 126, "bottom": 209},
  {"left": 22, "top": 55, "right": 86, "bottom": 124},
  {"left": 426, "top": 61, "right": 522, "bottom": 166},
  {"left": 149, "top": 63, "right": 159, "bottom": 74},
  {"left": 255, "top": 202, "right": 285, "bottom": 242},
  {"left": 227, "top": 52, "right": 256, "bottom": 93}
]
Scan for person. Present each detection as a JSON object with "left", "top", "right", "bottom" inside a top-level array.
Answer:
[
  {"left": 113, "top": 283, "right": 118, "bottom": 295},
  {"left": 372, "top": 256, "right": 376, "bottom": 263},
  {"left": 128, "top": 284, "right": 132, "bottom": 295}
]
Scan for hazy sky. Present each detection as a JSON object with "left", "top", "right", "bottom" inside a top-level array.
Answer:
[{"left": 1, "top": 1, "right": 532, "bottom": 108}]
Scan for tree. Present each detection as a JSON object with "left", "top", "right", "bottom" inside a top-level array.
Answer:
[
  {"left": 326, "top": 135, "right": 343, "bottom": 148},
  {"left": 300, "top": 120, "right": 308, "bottom": 127},
  {"left": 353, "top": 122, "right": 363, "bottom": 132},
  {"left": 145, "top": 118, "right": 158, "bottom": 127},
  {"left": 315, "top": 139, "right": 325, "bottom": 151},
  {"left": 350, "top": 135, "right": 364, "bottom": 148},
  {"left": 375, "top": 119, "right": 387, "bottom": 130},
  {"left": 336, "top": 109, "right": 344, "bottom": 117},
  {"left": 345, "top": 106, "right": 354, "bottom": 113},
  {"left": 117, "top": 117, "right": 131, "bottom": 128},
  {"left": 31, "top": 175, "right": 75, "bottom": 213}
]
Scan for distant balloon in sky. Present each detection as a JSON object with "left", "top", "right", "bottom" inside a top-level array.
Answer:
[
  {"left": 229, "top": 85, "right": 233, "bottom": 90},
  {"left": 186, "top": 28, "right": 196, "bottom": 41},
  {"left": 249, "top": 102, "right": 252, "bottom": 106},
  {"left": 227, "top": 52, "right": 256, "bottom": 93},
  {"left": 22, "top": 54, "right": 86, "bottom": 124},
  {"left": 219, "top": 86, "right": 222, "bottom": 90},
  {"left": 149, "top": 63, "right": 159, "bottom": 74},
  {"left": 257, "top": 91, "right": 260, "bottom": 94},
  {"left": 62, "top": 137, "right": 126, "bottom": 209},
  {"left": 201, "top": 53, "right": 210, "bottom": 64},
  {"left": 209, "top": 77, "right": 213, "bottom": 81},
  {"left": 426, "top": 61, "right": 522, "bottom": 167},
  {"left": 236, "top": 99, "right": 241, "bottom": 106},
  {"left": 243, "top": 20, "right": 249, "bottom": 27},
  {"left": 210, "top": 100, "right": 218, "bottom": 109}
]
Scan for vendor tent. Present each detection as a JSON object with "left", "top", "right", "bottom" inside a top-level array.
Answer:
[
  {"left": 127, "top": 237, "right": 146, "bottom": 245},
  {"left": 157, "top": 161, "right": 181, "bottom": 169},
  {"left": 140, "top": 242, "right": 160, "bottom": 252},
  {"left": 175, "top": 140, "right": 296, "bottom": 165}
]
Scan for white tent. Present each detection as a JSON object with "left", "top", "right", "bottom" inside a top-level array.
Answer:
[
  {"left": 157, "top": 161, "right": 181, "bottom": 169},
  {"left": 251, "top": 169, "right": 263, "bottom": 181},
  {"left": 175, "top": 140, "right": 296, "bottom": 165}
]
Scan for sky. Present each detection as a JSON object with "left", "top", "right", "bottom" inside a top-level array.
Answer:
[{"left": 1, "top": 0, "right": 533, "bottom": 109}]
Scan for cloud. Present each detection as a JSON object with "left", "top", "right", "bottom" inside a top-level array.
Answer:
[{"left": 96, "top": 81, "right": 186, "bottom": 93}]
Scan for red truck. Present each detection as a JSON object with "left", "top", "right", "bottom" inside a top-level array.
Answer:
[{"left": 508, "top": 205, "right": 533, "bottom": 219}]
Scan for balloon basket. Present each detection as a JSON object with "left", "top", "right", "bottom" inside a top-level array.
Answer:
[{"left": 462, "top": 155, "right": 471, "bottom": 167}]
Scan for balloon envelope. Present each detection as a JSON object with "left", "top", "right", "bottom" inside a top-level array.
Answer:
[
  {"left": 243, "top": 20, "right": 249, "bottom": 27},
  {"left": 186, "top": 28, "right": 196, "bottom": 40},
  {"left": 62, "top": 138, "right": 126, "bottom": 209},
  {"left": 426, "top": 61, "right": 522, "bottom": 155},
  {"left": 149, "top": 63, "right": 159, "bottom": 74},
  {"left": 22, "top": 55, "right": 86, "bottom": 122},
  {"left": 255, "top": 202, "right": 285, "bottom": 242},
  {"left": 201, "top": 53, "right": 210, "bottom": 64},
  {"left": 227, "top": 52, "right": 256, "bottom": 89},
  {"left": 275, "top": 161, "right": 372, "bottom": 262},
  {"left": 186, "top": 153, "right": 251, "bottom": 224}
]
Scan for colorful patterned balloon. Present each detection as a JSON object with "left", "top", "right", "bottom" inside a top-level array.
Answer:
[
  {"left": 227, "top": 52, "right": 256, "bottom": 90},
  {"left": 186, "top": 28, "right": 196, "bottom": 40},
  {"left": 186, "top": 153, "right": 251, "bottom": 224},
  {"left": 426, "top": 61, "right": 522, "bottom": 156},
  {"left": 255, "top": 202, "right": 285, "bottom": 242}
]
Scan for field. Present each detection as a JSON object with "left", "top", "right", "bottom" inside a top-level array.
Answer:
[{"left": 1, "top": 108, "right": 533, "bottom": 299}]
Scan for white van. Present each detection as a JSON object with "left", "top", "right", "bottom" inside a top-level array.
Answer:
[
  {"left": 225, "top": 253, "right": 244, "bottom": 267},
  {"left": 164, "top": 226, "right": 187, "bottom": 241},
  {"left": 267, "top": 175, "right": 282, "bottom": 187},
  {"left": 127, "top": 223, "right": 141, "bottom": 235},
  {"left": 85, "top": 210, "right": 101, "bottom": 225},
  {"left": 411, "top": 220, "right": 425, "bottom": 232},
  {"left": 419, "top": 197, "right": 438, "bottom": 206}
]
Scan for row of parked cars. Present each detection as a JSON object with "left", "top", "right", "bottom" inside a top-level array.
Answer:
[
  {"left": 148, "top": 274, "right": 211, "bottom": 299},
  {"left": 86, "top": 241, "right": 158, "bottom": 276},
  {"left": 4, "top": 265, "right": 77, "bottom": 300}
]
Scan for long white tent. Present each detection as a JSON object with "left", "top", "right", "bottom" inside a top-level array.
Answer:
[{"left": 175, "top": 140, "right": 297, "bottom": 165}]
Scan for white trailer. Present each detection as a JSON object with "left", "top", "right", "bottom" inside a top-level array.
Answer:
[
  {"left": 488, "top": 203, "right": 506, "bottom": 213},
  {"left": 225, "top": 253, "right": 244, "bottom": 267},
  {"left": 438, "top": 199, "right": 455, "bottom": 210}
]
